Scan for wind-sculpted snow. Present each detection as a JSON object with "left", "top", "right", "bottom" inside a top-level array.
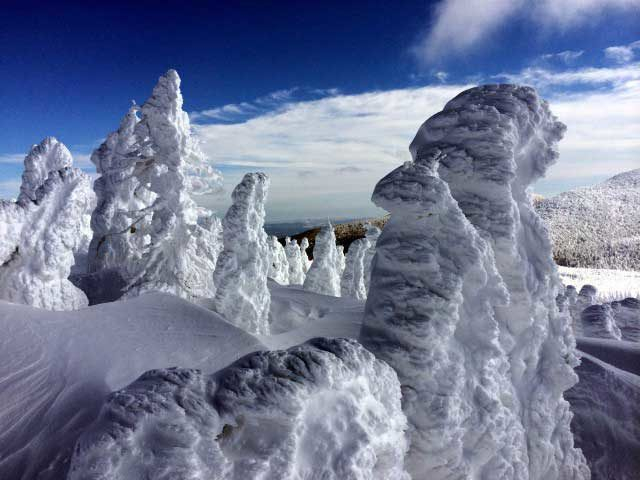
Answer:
[
  {"left": 341, "top": 237, "right": 368, "bottom": 299},
  {"left": 268, "top": 235, "right": 290, "bottom": 284},
  {"left": 213, "top": 173, "right": 271, "bottom": 335},
  {"left": 88, "top": 70, "right": 222, "bottom": 300},
  {"left": 362, "top": 84, "right": 588, "bottom": 479},
  {"left": 69, "top": 338, "right": 409, "bottom": 480},
  {"left": 303, "top": 222, "right": 342, "bottom": 297},
  {"left": 285, "top": 237, "right": 305, "bottom": 285},
  {"left": 0, "top": 138, "right": 93, "bottom": 310},
  {"left": 537, "top": 168, "right": 640, "bottom": 271}
]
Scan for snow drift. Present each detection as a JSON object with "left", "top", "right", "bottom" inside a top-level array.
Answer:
[
  {"left": 68, "top": 338, "right": 409, "bottom": 480},
  {"left": 0, "top": 137, "right": 93, "bottom": 310},
  {"left": 362, "top": 84, "right": 588, "bottom": 479}
]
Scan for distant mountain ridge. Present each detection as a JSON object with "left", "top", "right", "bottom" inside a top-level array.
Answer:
[{"left": 536, "top": 168, "right": 640, "bottom": 271}]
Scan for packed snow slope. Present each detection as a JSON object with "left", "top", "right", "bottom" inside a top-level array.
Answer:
[{"left": 537, "top": 168, "right": 640, "bottom": 271}]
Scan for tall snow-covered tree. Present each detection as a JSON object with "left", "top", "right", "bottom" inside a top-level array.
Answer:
[
  {"left": 300, "top": 237, "right": 312, "bottom": 273},
  {"left": 303, "top": 222, "right": 341, "bottom": 297},
  {"left": 268, "top": 235, "right": 290, "bottom": 285},
  {"left": 285, "top": 237, "right": 305, "bottom": 285},
  {"left": 362, "top": 85, "right": 588, "bottom": 479},
  {"left": 341, "top": 237, "right": 368, "bottom": 299},
  {"left": 212, "top": 172, "right": 271, "bottom": 335},
  {"left": 0, "top": 137, "right": 94, "bottom": 310},
  {"left": 88, "top": 70, "right": 223, "bottom": 299}
]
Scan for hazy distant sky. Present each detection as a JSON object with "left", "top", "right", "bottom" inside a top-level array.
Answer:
[{"left": 1, "top": 1, "right": 639, "bottom": 221}]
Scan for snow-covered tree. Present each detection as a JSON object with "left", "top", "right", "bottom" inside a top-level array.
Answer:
[
  {"left": 303, "top": 222, "right": 341, "bottom": 297},
  {"left": 300, "top": 237, "right": 312, "bottom": 273},
  {"left": 284, "top": 237, "right": 305, "bottom": 285},
  {"left": 362, "top": 85, "right": 588, "bottom": 479},
  {"left": 0, "top": 137, "right": 94, "bottom": 310},
  {"left": 341, "top": 238, "right": 368, "bottom": 299},
  {"left": 268, "top": 235, "right": 289, "bottom": 285},
  {"left": 88, "top": 70, "right": 223, "bottom": 300},
  {"left": 336, "top": 245, "right": 346, "bottom": 276},
  {"left": 212, "top": 172, "right": 271, "bottom": 335},
  {"left": 362, "top": 224, "right": 380, "bottom": 295}
]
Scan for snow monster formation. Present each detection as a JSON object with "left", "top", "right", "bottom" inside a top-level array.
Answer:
[
  {"left": 0, "top": 137, "right": 93, "bottom": 310},
  {"left": 88, "top": 70, "right": 223, "bottom": 300},
  {"left": 284, "top": 237, "right": 306, "bottom": 285},
  {"left": 361, "top": 85, "right": 588, "bottom": 479},
  {"left": 213, "top": 173, "right": 271, "bottom": 335},
  {"left": 68, "top": 338, "right": 409, "bottom": 480},
  {"left": 341, "top": 236, "right": 369, "bottom": 299},
  {"left": 300, "top": 237, "right": 312, "bottom": 273},
  {"left": 268, "top": 235, "right": 290, "bottom": 284},
  {"left": 303, "top": 222, "right": 342, "bottom": 297},
  {"left": 362, "top": 224, "right": 380, "bottom": 294}
]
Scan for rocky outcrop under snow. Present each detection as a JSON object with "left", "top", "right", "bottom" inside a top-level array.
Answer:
[
  {"left": 213, "top": 173, "right": 271, "bottom": 335},
  {"left": 536, "top": 168, "right": 640, "bottom": 271},
  {"left": 362, "top": 84, "right": 588, "bottom": 479},
  {"left": 68, "top": 338, "right": 409, "bottom": 480},
  {"left": 0, "top": 137, "right": 93, "bottom": 310}
]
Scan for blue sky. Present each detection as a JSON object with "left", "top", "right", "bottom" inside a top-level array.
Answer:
[{"left": 1, "top": 0, "right": 639, "bottom": 221}]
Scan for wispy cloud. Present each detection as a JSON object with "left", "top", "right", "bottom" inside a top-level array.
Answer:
[
  {"left": 0, "top": 180, "right": 21, "bottom": 199},
  {"left": 605, "top": 40, "right": 640, "bottom": 64},
  {"left": 0, "top": 153, "right": 25, "bottom": 164},
  {"left": 540, "top": 50, "right": 584, "bottom": 64},
  {"left": 414, "top": 0, "right": 640, "bottom": 62},
  {"left": 496, "top": 63, "right": 640, "bottom": 88}
]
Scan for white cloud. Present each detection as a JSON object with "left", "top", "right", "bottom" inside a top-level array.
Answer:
[
  {"left": 0, "top": 180, "right": 21, "bottom": 199},
  {"left": 540, "top": 50, "right": 584, "bottom": 64},
  {"left": 605, "top": 40, "right": 640, "bottom": 64},
  {"left": 0, "top": 153, "right": 25, "bottom": 164},
  {"left": 415, "top": 0, "right": 640, "bottom": 61},
  {"left": 434, "top": 71, "right": 449, "bottom": 82},
  {"left": 496, "top": 63, "right": 640, "bottom": 87}
]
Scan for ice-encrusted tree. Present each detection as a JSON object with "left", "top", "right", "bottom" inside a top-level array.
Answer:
[
  {"left": 268, "top": 235, "right": 290, "bottom": 285},
  {"left": 88, "top": 70, "right": 223, "bottom": 300},
  {"left": 0, "top": 137, "right": 94, "bottom": 310},
  {"left": 336, "top": 245, "right": 346, "bottom": 276},
  {"left": 362, "top": 85, "right": 588, "bottom": 479},
  {"left": 303, "top": 222, "right": 341, "bottom": 297},
  {"left": 284, "top": 237, "right": 305, "bottom": 285},
  {"left": 362, "top": 224, "right": 380, "bottom": 295},
  {"left": 212, "top": 172, "right": 271, "bottom": 335},
  {"left": 341, "top": 237, "right": 368, "bottom": 299},
  {"left": 300, "top": 237, "right": 312, "bottom": 273}
]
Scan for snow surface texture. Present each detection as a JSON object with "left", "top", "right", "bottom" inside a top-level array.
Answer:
[
  {"left": 559, "top": 266, "right": 640, "bottom": 303},
  {"left": 69, "top": 338, "right": 409, "bottom": 480},
  {"left": 537, "top": 169, "right": 640, "bottom": 271},
  {"left": 0, "top": 137, "right": 93, "bottom": 310},
  {"left": 268, "top": 235, "right": 290, "bottom": 284},
  {"left": 213, "top": 172, "right": 271, "bottom": 335},
  {"left": 303, "top": 222, "right": 342, "bottom": 297},
  {"left": 0, "top": 293, "right": 264, "bottom": 479},
  {"left": 300, "top": 237, "right": 312, "bottom": 273},
  {"left": 362, "top": 85, "right": 588, "bottom": 479},
  {"left": 566, "top": 346, "right": 640, "bottom": 480},
  {"left": 285, "top": 237, "right": 305, "bottom": 285},
  {"left": 88, "top": 70, "right": 223, "bottom": 300}
]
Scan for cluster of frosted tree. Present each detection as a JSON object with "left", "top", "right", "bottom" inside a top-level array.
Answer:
[
  {"left": 341, "top": 224, "right": 380, "bottom": 299},
  {"left": 361, "top": 85, "right": 589, "bottom": 479},
  {"left": 0, "top": 138, "right": 94, "bottom": 310},
  {"left": 303, "top": 222, "right": 343, "bottom": 296},
  {"left": 88, "top": 69, "right": 223, "bottom": 300}
]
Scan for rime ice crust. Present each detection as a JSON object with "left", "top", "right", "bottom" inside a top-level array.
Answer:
[
  {"left": 303, "top": 222, "right": 342, "bottom": 297},
  {"left": 341, "top": 237, "right": 368, "bottom": 299},
  {"left": 213, "top": 173, "right": 271, "bottom": 335},
  {"left": 88, "top": 70, "right": 222, "bottom": 300},
  {"left": 300, "top": 237, "right": 312, "bottom": 273},
  {"left": 362, "top": 85, "right": 589, "bottom": 479},
  {"left": 0, "top": 138, "right": 92, "bottom": 310},
  {"left": 268, "top": 235, "right": 290, "bottom": 284},
  {"left": 68, "top": 338, "right": 409, "bottom": 480}
]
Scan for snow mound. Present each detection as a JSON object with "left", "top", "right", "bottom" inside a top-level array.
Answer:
[
  {"left": 303, "top": 222, "right": 342, "bottom": 297},
  {"left": 363, "top": 84, "right": 588, "bottom": 479},
  {"left": 213, "top": 172, "right": 271, "bottom": 335},
  {"left": 88, "top": 70, "right": 222, "bottom": 300},
  {"left": 537, "top": 168, "right": 640, "bottom": 271},
  {"left": 0, "top": 137, "right": 93, "bottom": 310},
  {"left": 69, "top": 338, "right": 409, "bottom": 480}
]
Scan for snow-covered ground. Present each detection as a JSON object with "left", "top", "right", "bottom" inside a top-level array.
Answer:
[{"left": 559, "top": 266, "right": 640, "bottom": 302}]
